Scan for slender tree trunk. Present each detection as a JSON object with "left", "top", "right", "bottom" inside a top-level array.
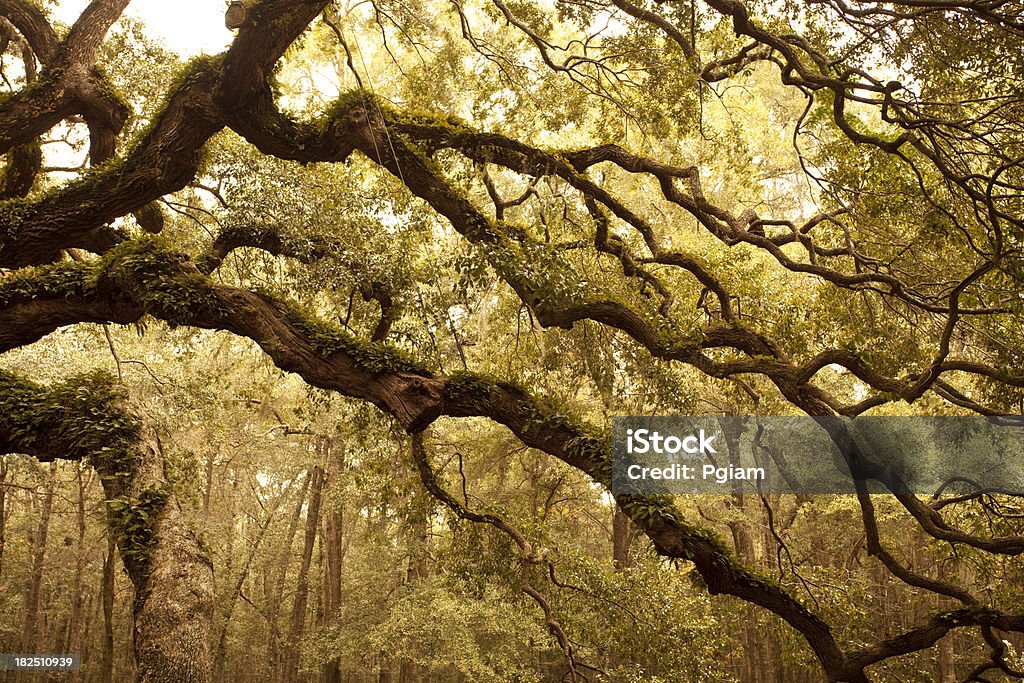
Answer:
[
  {"left": 269, "top": 473, "right": 311, "bottom": 680},
  {"left": 607, "top": 503, "right": 635, "bottom": 672},
  {"left": 401, "top": 508, "right": 428, "bottom": 682},
  {"left": 215, "top": 479, "right": 294, "bottom": 679},
  {"left": 51, "top": 466, "right": 88, "bottom": 679},
  {"left": 20, "top": 462, "right": 56, "bottom": 672},
  {"left": 225, "top": 470, "right": 238, "bottom": 589},
  {"left": 282, "top": 465, "right": 324, "bottom": 682},
  {"left": 937, "top": 633, "right": 956, "bottom": 682},
  {"left": 0, "top": 457, "right": 7, "bottom": 582},
  {"left": 101, "top": 529, "right": 116, "bottom": 683},
  {"left": 721, "top": 421, "right": 762, "bottom": 683},
  {"left": 322, "top": 451, "right": 345, "bottom": 683},
  {"left": 732, "top": 500, "right": 757, "bottom": 683},
  {"left": 203, "top": 448, "right": 216, "bottom": 516},
  {"left": 76, "top": 591, "right": 94, "bottom": 683},
  {"left": 611, "top": 505, "right": 636, "bottom": 571},
  {"left": 67, "top": 465, "right": 89, "bottom": 674}
]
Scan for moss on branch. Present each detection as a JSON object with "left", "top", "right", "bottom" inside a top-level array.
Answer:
[
  {"left": 0, "top": 370, "right": 140, "bottom": 464},
  {"left": 0, "top": 370, "right": 171, "bottom": 573},
  {"left": 96, "top": 236, "right": 222, "bottom": 325}
]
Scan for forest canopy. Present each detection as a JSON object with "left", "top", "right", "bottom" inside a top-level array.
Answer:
[{"left": 0, "top": 0, "right": 1023, "bottom": 681}]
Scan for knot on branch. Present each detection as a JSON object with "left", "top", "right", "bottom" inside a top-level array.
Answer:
[{"left": 386, "top": 374, "right": 444, "bottom": 432}]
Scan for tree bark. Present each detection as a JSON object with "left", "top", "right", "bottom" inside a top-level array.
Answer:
[
  {"left": 282, "top": 464, "right": 324, "bottom": 682},
  {"left": 611, "top": 505, "right": 636, "bottom": 571},
  {"left": 64, "top": 465, "right": 89, "bottom": 683},
  {"left": 937, "top": 633, "right": 956, "bottom": 682},
  {"left": 99, "top": 430, "right": 215, "bottom": 683},
  {"left": 101, "top": 528, "right": 116, "bottom": 683},
  {"left": 268, "top": 472, "right": 310, "bottom": 680},
  {"left": 53, "top": 464, "right": 88, "bottom": 679},
  {"left": 0, "top": 457, "right": 7, "bottom": 582},
  {"left": 321, "top": 447, "right": 345, "bottom": 683},
  {"left": 19, "top": 461, "right": 56, "bottom": 674}
]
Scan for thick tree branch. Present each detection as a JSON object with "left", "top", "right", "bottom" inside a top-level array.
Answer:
[
  {"left": 0, "top": 0, "right": 58, "bottom": 64},
  {"left": 199, "top": 224, "right": 400, "bottom": 341},
  {"left": 63, "top": 0, "right": 131, "bottom": 65},
  {"left": 6, "top": 241, "right": 1021, "bottom": 681}
]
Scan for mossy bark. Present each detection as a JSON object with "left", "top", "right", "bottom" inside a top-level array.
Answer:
[{"left": 103, "top": 430, "right": 214, "bottom": 683}]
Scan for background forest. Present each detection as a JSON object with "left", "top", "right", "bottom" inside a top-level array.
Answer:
[{"left": 0, "top": 0, "right": 1022, "bottom": 681}]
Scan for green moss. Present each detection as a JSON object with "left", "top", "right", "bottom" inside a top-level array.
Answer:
[
  {"left": 566, "top": 434, "right": 612, "bottom": 483},
  {"left": 271, "top": 283, "right": 427, "bottom": 376},
  {"left": 0, "top": 74, "right": 57, "bottom": 110},
  {"left": 89, "top": 65, "right": 130, "bottom": 113},
  {"left": 324, "top": 89, "right": 380, "bottom": 120},
  {"left": 107, "top": 486, "right": 169, "bottom": 569},
  {"left": 345, "top": 91, "right": 470, "bottom": 136},
  {"left": 290, "top": 313, "right": 429, "bottom": 374},
  {"left": 0, "top": 370, "right": 140, "bottom": 472},
  {"left": 0, "top": 236, "right": 226, "bottom": 325},
  {"left": 0, "top": 198, "right": 37, "bottom": 246},
  {"left": 5, "top": 234, "right": 431, "bottom": 377},
  {"left": 621, "top": 494, "right": 682, "bottom": 525},
  {"left": 443, "top": 371, "right": 503, "bottom": 400},
  {"left": 0, "top": 260, "right": 94, "bottom": 307},
  {"left": 96, "top": 236, "right": 222, "bottom": 325}
]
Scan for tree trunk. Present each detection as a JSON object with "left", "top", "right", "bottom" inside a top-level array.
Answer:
[
  {"left": 282, "top": 465, "right": 324, "bottom": 682},
  {"left": 0, "top": 457, "right": 7, "bottom": 582},
  {"left": 322, "top": 451, "right": 345, "bottom": 683},
  {"left": 20, "top": 462, "right": 56, "bottom": 671},
  {"left": 611, "top": 505, "right": 635, "bottom": 571},
  {"left": 52, "top": 465, "right": 89, "bottom": 682},
  {"left": 215, "top": 478, "right": 294, "bottom": 679},
  {"left": 67, "top": 466, "right": 89, "bottom": 670},
  {"left": 731, "top": 497, "right": 758, "bottom": 683},
  {"left": 203, "top": 447, "right": 216, "bottom": 516},
  {"left": 268, "top": 473, "right": 311, "bottom": 680},
  {"left": 101, "top": 528, "right": 116, "bottom": 683},
  {"left": 937, "top": 633, "right": 956, "bottom": 682},
  {"left": 97, "top": 429, "right": 216, "bottom": 683},
  {"left": 80, "top": 591, "right": 95, "bottom": 682}
]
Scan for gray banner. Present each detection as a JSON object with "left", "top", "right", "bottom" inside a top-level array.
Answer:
[{"left": 611, "top": 416, "right": 1024, "bottom": 495}]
